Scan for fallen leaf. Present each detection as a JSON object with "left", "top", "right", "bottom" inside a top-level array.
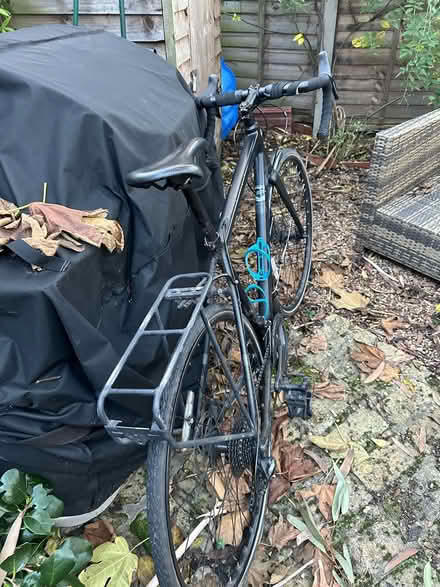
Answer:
[
  {"left": 351, "top": 343, "right": 384, "bottom": 370},
  {"left": 331, "top": 288, "right": 369, "bottom": 311},
  {"left": 304, "top": 449, "right": 329, "bottom": 473},
  {"left": 364, "top": 360, "right": 385, "bottom": 384},
  {"left": 217, "top": 509, "right": 249, "bottom": 546},
  {"left": 313, "top": 550, "right": 333, "bottom": 587},
  {"left": 313, "top": 382, "right": 345, "bottom": 400},
  {"left": 248, "top": 561, "right": 272, "bottom": 587},
  {"left": 0, "top": 510, "right": 26, "bottom": 586},
  {"left": 382, "top": 317, "right": 408, "bottom": 338},
  {"left": 269, "top": 476, "right": 290, "bottom": 504},
  {"left": 280, "top": 443, "right": 319, "bottom": 481},
  {"left": 300, "top": 484, "right": 335, "bottom": 520},
  {"left": 300, "top": 335, "right": 328, "bottom": 354},
  {"left": 268, "top": 517, "right": 300, "bottom": 550},
  {"left": 372, "top": 438, "right": 388, "bottom": 448},
  {"left": 380, "top": 363, "right": 400, "bottom": 382},
  {"left": 339, "top": 448, "right": 355, "bottom": 477},
  {"left": 383, "top": 547, "right": 418, "bottom": 576},
  {"left": 270, "top": 564, "right": 289, "bottom": 584},
  {"left": 310, "top": 434, "right": 348, "bottom": 454},
  {"left": 83, "top": 520, "right": 115, "bottom": 548},
  {"left": 79, "top": 536, "right": 138, "bottom": 587},
  {"left": 317, "top": 266, "right": 345, "bottom": 290},
  {"left": 137, "top": 555, "right": 155, "bottom": 586}
]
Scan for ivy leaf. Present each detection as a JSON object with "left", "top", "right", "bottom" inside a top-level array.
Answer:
[
  {"left": 25, "top": 474, "right": 52, "bottom": 493},
  {"left": 22, "top": 572, "right": 42, "bottom": 586},
  {"left": 32, "top": 485, "right": 64, "bottom": 518},
  {"left": 39, "top": 541, "right": 76, "bottom": 587},
  {"left": 0, "top": 541, "right": 41, "bottom": 574},
  {"left": 0, "top": 470, "right": 28, "bottom": 506},
  {"left": 79, "top": 536, "right": 138, "bottom": 587},
  {"left": 62, "top": 537, "right": 93, "bottom": 575},
  {"left": 23, "top": 509, "right": 54, "bottom": 536}
]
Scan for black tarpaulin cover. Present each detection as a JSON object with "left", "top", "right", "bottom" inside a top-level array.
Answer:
[{"left": 0, "top": 24, "right": 223, "bottom": 513}]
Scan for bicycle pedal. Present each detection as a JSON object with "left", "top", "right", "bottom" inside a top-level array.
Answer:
[{"left": 280, "top": 376, "right": 312, "bottom": 420}]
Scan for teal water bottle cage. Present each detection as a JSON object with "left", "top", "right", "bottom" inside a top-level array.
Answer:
[
  {"left": 245, "top": 284, "right": 269, "bottom": 319},
  {"left": 244, "top": 238, "right": 271, "bottom": 282}
]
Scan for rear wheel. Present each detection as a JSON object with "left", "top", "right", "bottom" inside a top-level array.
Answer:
[
  {"left": 268, "top": 150, "right": 313, "bottom": 315},
  {"left": 146, "top": 305, "right": 268, "bottom": 586}
]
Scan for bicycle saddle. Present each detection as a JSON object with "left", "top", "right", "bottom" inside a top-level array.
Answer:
[{"left": 127, "top": 137, "right": 207, "bottom": 190}]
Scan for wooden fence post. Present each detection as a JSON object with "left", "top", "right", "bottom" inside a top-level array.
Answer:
[
  {"left": 313, "top": 0, "right": 339, "bottom": 136},
  {"left": 163, "top": 0, "right": 177, "bottom": 66}
]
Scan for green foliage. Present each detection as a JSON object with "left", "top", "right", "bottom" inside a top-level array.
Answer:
[
  {"left": 0, "top": 4, "right": 12, "bottom": 33},
  {"left": 353, "top": 0, "right": 440, "bottom": 106},
  {"left": 0, "top": 469, "right": 92, "bottom": 586}
]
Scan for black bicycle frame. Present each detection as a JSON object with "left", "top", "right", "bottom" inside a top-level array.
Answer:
[
  {"left": 99, "top": 114, "right": 279, "bottom": 452},
  {"left": 181, "top": 115, "right": 275, "bottom": 450}
]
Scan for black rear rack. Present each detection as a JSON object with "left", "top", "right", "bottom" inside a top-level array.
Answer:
[{"left": 97, "top": 272, "right": 213, "bottom": 446}]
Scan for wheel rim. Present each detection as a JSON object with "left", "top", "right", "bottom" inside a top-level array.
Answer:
[
  {"left": 163, "top": 312, "right": 267, "bottom": 586},
  {"left": 270, "top": 154, "right": 313, "bottom": 314}
]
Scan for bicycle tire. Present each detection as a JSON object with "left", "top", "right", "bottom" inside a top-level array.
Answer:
[
  {"left": 268, "top": 149, "right": 313, "bottom": 315},
  {"left": 146, "top": 304, "right": 268, "bottom": 586}
]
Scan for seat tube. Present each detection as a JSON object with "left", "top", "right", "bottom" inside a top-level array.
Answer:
[{"left": 254, "top": 142, "right": 272, "bottom": 319}]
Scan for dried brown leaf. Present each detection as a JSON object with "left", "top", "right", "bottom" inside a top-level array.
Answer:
[
  {"left": 300, "top": 484, "right": 335, "bottom": 520},
  {"left": 339, "top": 448, "right": 355, "bottom": 478},
  {"left": 218, "top": 509, "right": 249, "bottom": 547},
  {"left": 280, "top": 443, "right": 319, "bottom": 482},
  {"left": 317, "top": 266, "right": 345, "bottom": 290},
  {"left": 268, "top": 517, "right": 300, "bottom": 550},
  {"left": 331, "top": 288, "right": 369, "bottom": 311},
  {"left": 364, "top": 360, "right": 385, "bottom": 384},
  {"left": 380, "top": 363, "right": 400, "bottom": 382},
  {"left": 248, "top": 561, "right": 272, "bottom": 587},
  {"left": 269, "top": 476, "right": 290, "bottom": 504},
  {"left": 382, "top": 317, "right": 408, "bottom": 338},
  {"left": 313, "top": 382, "right": 345, "bottom": 400},
  {"left": 270, "top": 564, "right": 289, "bottom": 584},
  {"left": 0, "top": 510, "right": 26, "bottom": 586},
  {"left": 383, "top": 547, "right": 418, "bottom": 576},
  {"left": 301, "top": 335, "right": 328, "bottom": 354},
  {"left": 83, "top": 519, "right": 115, "bottom": 547},
  {"left": 351, "top": 343, "right": 385, "bottom": 370},
  {"left": 304, "top": 449, "right": 329, "bottom": 473}
]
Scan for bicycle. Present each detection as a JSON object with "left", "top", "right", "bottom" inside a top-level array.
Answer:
[{"left": 98, "top": 50, "right": 337, "bottom": 586}]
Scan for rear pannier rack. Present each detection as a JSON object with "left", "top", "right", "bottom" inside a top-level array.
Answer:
[{"left": 97, "top": 272, "right": 212, "bottom": 446}]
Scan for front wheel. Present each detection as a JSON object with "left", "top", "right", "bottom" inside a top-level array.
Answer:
[
  {"left": 146, "top": 305, "right": 268, "bottom": 586},
  {"left": 268, "top": 149, "right": 313, "bottom": 315}
]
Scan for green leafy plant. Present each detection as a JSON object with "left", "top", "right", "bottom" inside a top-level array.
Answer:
[
  {"left": 0, "top": 4, "right": 12, "bottom": 33},
  {"left": 352, "top": 0, "right": 440, "bottom": 106},
  {"left": 0, "top": 469, "right": 92, "bottom": 586}
]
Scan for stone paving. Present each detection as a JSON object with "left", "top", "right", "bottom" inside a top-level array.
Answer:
[{"left": 106, "top": 314, "right": 439, "bottom": 586}]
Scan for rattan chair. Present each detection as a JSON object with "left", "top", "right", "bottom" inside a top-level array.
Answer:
[{"left": 356, "top": 109, "right": 440, "bottom": 281}]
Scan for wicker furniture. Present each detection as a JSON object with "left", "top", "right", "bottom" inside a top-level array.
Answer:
[{"left": 356, "top": 109, "right": 440, "bottom": 281}]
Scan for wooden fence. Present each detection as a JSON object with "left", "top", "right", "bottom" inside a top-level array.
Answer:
[
  {"left": 10, "top": 0, "right": 222, "bottom": 90},
  {"left": 221, "top": 0, "right": 433, "bottom": 127}
]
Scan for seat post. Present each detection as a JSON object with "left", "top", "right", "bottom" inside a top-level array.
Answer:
[{"left": 182, "top": 187, "right": 217, "bottom": 245}]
